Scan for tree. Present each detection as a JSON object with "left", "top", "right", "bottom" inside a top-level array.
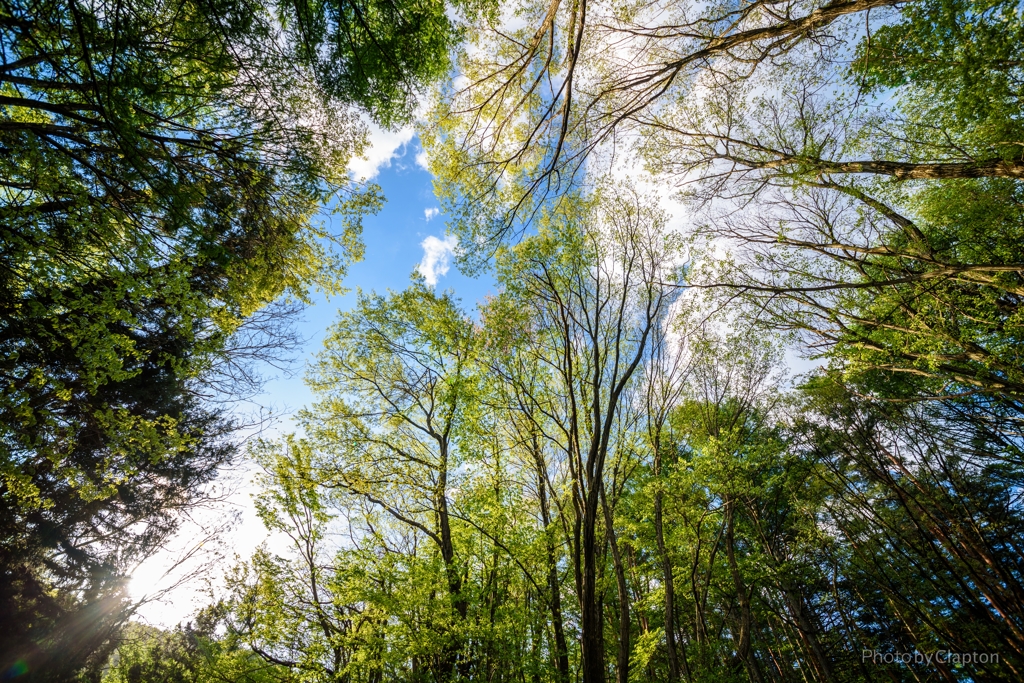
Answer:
[
  {"left": 226, "top": 287, "right": 566, "bottom": 682},
  {"left": 214, "top": 185, "right": 1024, "bottom": 682},
  {"left": 101, "top": 617, "right": 293, "bottom": 683},
  {"left": 1, "top": 0, "right": 472, "bottom": 677},
  {"left": 221, "top": 286, "right": 483, "bottom": 681},
  {"left": 0, "top": 344, "right": 237, "bottom": 682},
  {"left": 795, "top": 373, "right": 1024, "bottom": 679},
  {"left": 480, "top": 186, "right": 685, "bottom": 683},
  {"left": 303, "top": 284, "right": 478, "bottom": 680},
  {"left": 426, "top": 0, "right": 909, "bottom": 253},
  {"left": 428, "top": 0, "right": 1024, "bottom": 408}
]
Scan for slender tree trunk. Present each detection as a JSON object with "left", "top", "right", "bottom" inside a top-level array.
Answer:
[
  {"left": 654, "top": 442, "right": 690, "bottom": 682},
  {"left": 581, "top": 485, "right": 606, "bottom": 683},
  {"left": 725, "top": 498, "right": 765, "bottom": 683},
  {"left": 783, "top": 588, "right": 834, "bottom": 683},
  {"left": 534, "top": 436, "right": 571, "bottom": 683},
  {"left": 435, "top": 451, "right": 466, "bottom": 681},
  {"left": 602, "top": 487, "right": 630, "bottom": 683},
  {"left": 530, "top": 592, "right": 542, "bottom": 683}
]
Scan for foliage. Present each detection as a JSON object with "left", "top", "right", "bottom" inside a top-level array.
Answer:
[
  {"left": 6, "top": 0, "right": 1023, "bottom": 680},
  {"left": 0, "top": 0, "right": 470, "bottom": 678},
  {"left": 428, "top": 0, "right": 1024, "bottom": 404},
  {"left": 101, "top": 617, "right": 292, "bottom": 683},
  {"left": 217, "top": 179, "right": 1024, "bottom": 682}
]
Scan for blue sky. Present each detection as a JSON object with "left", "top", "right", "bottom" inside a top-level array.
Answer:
[{"left": 252, "top": 137, "right": 497, "bottom": 431}]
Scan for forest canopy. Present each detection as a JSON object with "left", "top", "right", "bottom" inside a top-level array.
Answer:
[
  {"left": 1, "top": 0, "right": 467, "bottom": 677},
  {"left": 2, "top": 0, "right": 1023, "bottom": 681}
]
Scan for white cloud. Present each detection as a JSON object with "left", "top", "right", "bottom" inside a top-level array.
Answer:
[
  {"left": 348, "top": 123, "right": 415, "bottom": 180},
  {"left": 424, "top": 207, "right": 440, "bottom": 221},
  {"left": 417, "top": 234, "right": 458, "bottom": 286},
  {"left": 415, "top": 147, "right": 429, "bottom": 171}
]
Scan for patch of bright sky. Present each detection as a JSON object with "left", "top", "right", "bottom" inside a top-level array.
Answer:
[
  {"left": 130, "top": 134, "right": 497, "bottom": 628},
  {"left": 257, "top": 136, "right": 496, "bottom": 424}
]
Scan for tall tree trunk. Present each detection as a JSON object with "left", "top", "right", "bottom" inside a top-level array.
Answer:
[
  {"left": 784, "top": 588, "right": 834, "bottom": 683},
  {"left": 530, "top": 592, "right": 542, "bottom": 683},
  {"left": 602, "top": 486, "right": 630, "bottom": 683},
  {"left": 534, "top": 435, "right": 571, "bottom": 683},
  {"left": 725, "top": 497, "right": 765, "bottom": 683},
  {"left": 581, "top": 484, "right": 606, "bottom": 683},
  {"left": 435, "top": 451, "right": 466, "bottom": 681},
  {"left": 654, "top": 444, "right": 690, "bottom": 682}
]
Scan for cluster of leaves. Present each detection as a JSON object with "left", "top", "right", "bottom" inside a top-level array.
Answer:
[
  {"left": 0, "top": 0, "right": 471, "bottom": 678},
  {"left": 101, "top": 614, "right": 292, "bottom": 683}
]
